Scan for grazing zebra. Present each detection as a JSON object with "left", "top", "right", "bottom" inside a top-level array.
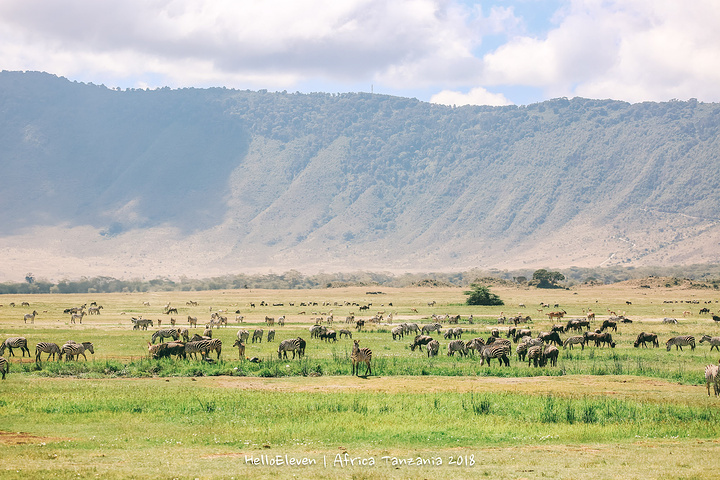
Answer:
[
  {"left": 700, "top": 335, "right": 720, "bottom": 351},
  {"left": 148, "top": 342, "right": 186, "bottom": 360},
  {"left": 421, "top": 323, "right": 442, "bottom": 335},
  {"left": 132, "top": 317, "right": 153, "bottom": 330},
  {"left": 426, "top": 339, "right": 440, "bottom": 357},
  {"left": 61, "top": 342, "right": 94, "bottom": 361},
  {"left": 447, "top": 340, "right": 468, "bottom": 356},
  {"left": 543, "top": 345, "right": 559, "bottom": 367},
  {"left": 0, "top": 337, "right": 30, "bottom": 357},
  {"left": 563, "top": 335, "right": 585, "bottom": 350},
  {"left": 705, "top": 364, "right": 720, "bottom": 396},
  {"left": 391, "top": 326, "right": 404, "bottom": 340},
  {"left": 252, "top": 329, "right": 264, "bottom": 343},
  {"left": 237, "top": 329, "right": 249, "bottom": 343},
  {"left": 232, "top": 340, "right": 246, "bottom": 359},
  {"left": 527, "top": 345, "right": 545, "bottom": 367},
  {"left": 24, "top": 310, "right": 38, "bottom": 324},
  {"left": 151, "top": 329, "right": 179, "bottom": 344},
  {"left": 662, "top": 317, "right": 678, "bottom": 324},
  {"left": 351, "top": 340, "right": 372, "bottom": 376},
  {"left": 338, "top": 329, "right": 352, "bottom": 339},
  {"left": 479, "top": 343, "right": 511, "bottom": 367},
  {"left": 278, "top": 338, "right": 303, "bottom": 359},
  {"left": 267, "top": 330, "right": 276, "bottom": 342},
  {"left": 185, "top": 339, "right": 222, "bottom": 360},
  {"left": 634, "top": 332, "right": 659, "bottom": 348},
  {"left": 35, "top": 342, "right": 61, "bottom": 362},
  {"left": 666, "top": 335, "right": 695, "bottom": 351},
  {"left": 0, "top": 356, "right": 8, "bottom": 379},
  {"left": 516, "top": 341, "right": 529, "bottom": 361},
  {"left": 203, "top": 328, "right": 213, "bottom": 338}
]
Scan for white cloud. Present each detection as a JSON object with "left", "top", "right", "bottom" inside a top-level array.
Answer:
[
  {"left": 478, "top": 0, "right": 720, "bottom": 102},
  {"left": 0, "top": 0, "right": 718, "bottom": 103},
  {"left": 430, "top": 87, "right": 512, "bottom": 106}
]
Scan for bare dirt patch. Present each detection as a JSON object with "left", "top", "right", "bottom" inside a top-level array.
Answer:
[{"left": 0, "top": 431, "right": 69, "bottom": 445}]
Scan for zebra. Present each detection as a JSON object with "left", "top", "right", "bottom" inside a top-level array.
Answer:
[
  {"left": 0, "top": 356, "right": 8, "bottom": 379},
  {"left": 634, "top": 332, "right": 659, "bottom": 348},
  {"left": 24, "top": 310, "right": 38, "bottom": 324},
  {"left": 278, "top": 338, "right": 303, "bottom": 359},
  {"left": 421, "top": 323, "right": 442, "bottom": 335},
  {"left": 426, "top": 339, "right": 440, "bottom": 357},
  {"left": 177, "top": 328, "right": 190, "bottom": 342},
  {"left": 151, "top": 329, "right": 179, "bottom": 344},
  {"left": 666, "top": 335, "right": 695, "bottom": 351},
  {"left": 187, "top": 316, "right": 198, "bottom": 327},
  {"left": 563, "top": 335, "right": 585, "bottom": 350},
  {"left": 267, "top": 330, "right": 276, "bottom": 342},
  {"left": 232, "top": 340, "right": 246, "bottom": 359},
  {"left": 404, "top": 323, "right": 420, "bottom": 335},
  {"left": 148, "top": 342, "right": 186, "bottom": 360},
  {"left": 338, "top": 329, "right": 352, "bottom": 339},
  {"left": 351, "top": 340, "right": 372, "bottom": 376},
  {"left": 185, "top": 339, "right": 222, "bottom": 360},
  {"left": 465, "top": 337, "right": 485, "bottom": 355},
  {"left": 662, "top": 317, "right": 678, "bottom": 324},
  {"left": 479, "top": 343, "right": 510, "bottom": 366},
  {"left": 700, "top": 335, "right": 720, "bottom": 351},
  {"left": 252, "top": 329, "right": 264, "bottom": 343},
  {"left": 447, "top": 339, "right": 468, "bottom": 356},
  {"left": 132, "top": 317, "right": 153, "bottom": 330},
  {"left": 0, "top": 337, "right": 30, "bottom": 357},
  {"left": 543, "top": 345, "right": 559, "bottom": 367},
  {"left": 237, "top": 329, "right": 250, "bottom": 343},
  {"left": 61, "top": 342, "right": 94, "bottom": 361},
  {"left": 391, "top": 325, "right": 404, "bottom": 340},
  {"left": 705, "top": 364, "right": 720, "bottom": 396},
  {"left": 309, "top": 325, "right": 325, "bottom": 339},
  {"left": 203, "top": 328, "right": 213, "bottom": 338},
  {"left": 516, "top": 341, "right": 529, "bottom": 361},
  {"left": 527, "top": 345, "right": 544, "bottom": 367},
  {"left": 35, "top": 342, "right": 61, "bottom": 362},
  {"left": 70, "top": 311, "right": 85, "bottom": 324}
]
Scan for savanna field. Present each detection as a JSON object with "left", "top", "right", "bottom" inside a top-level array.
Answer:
[{"left": 2, "top": 283, "right": 720, "bottom": 479}]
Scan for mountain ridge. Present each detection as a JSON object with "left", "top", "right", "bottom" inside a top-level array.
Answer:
[{"left": 1, "top": 71, "right": 719, "bottom": 281}]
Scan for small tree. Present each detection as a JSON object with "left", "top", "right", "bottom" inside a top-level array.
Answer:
[
  {"left": 532, "top": 269, "right": 565, "bottom": 289},
  {"left": 464, "top": 283, "right": 504, "bottom": 306}
]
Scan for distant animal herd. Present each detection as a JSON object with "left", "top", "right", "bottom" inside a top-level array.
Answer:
[{"left": 1, "top": 298, "right": 720, "bottom": 396}]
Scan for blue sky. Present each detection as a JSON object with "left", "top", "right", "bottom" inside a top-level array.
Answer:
[{"left": 1, "top": 0, "right": 718, "bottom": 106}]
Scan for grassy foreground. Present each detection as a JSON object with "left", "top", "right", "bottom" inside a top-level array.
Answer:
[{"left": 1, "top": 284, "right": 720, "bottom": 478}]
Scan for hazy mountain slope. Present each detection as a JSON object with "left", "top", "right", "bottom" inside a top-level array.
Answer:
[{"left": 1, "top": 71, "right": 719, "bottom": 280}]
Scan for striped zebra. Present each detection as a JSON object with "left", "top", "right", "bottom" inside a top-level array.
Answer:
[
  {"left": 132, "top": 317, "right": 153, "bottom": 330},
  {"left": 527, "top": 345, "right": 544, "bottom": 367},
  {"left": 350, "top": 340, "right": 372, "bottom": 376},
  {"left": 338, "top": 329, "right": 352, "bottom": 339},
  {"left": 479, "top": 343, "right": 510, "bottom": 367},
  {"left": 465, "top": 338, "right": 485, "bottom": 355},
  {"left": 278, "top": 338, "right": 303, "bottom": 359},
  {"left": 35, "top": 342, "right": 61, "bottom": 362},
  {"left": 391, "top": 326, "right": 404, "bottom": 340},
  {"left": 252, "top": 329, "right": 263, "bottom": 343},
  {"left": 177, "top": 328, "right": 190, "bottom": 342},
  {"left": 61, "top": 342, "right": 94, "bottom": 361},
  {"left": 0, "top": 356, "right": 8, "bottom": 379},
  {"left": 185, "top": 339, "right": 222, "bottom": 360},
  {"left": 563, "top": 335, "right": 585, "bottom": 350},
  {"left": 516, "top": 341, "right": 529, "bottom": 361},
  {"left": 267, "top": 330, "right": 276, "bottom": 342},
  {"left": 0, "top": 337, "right": 30, "bottom": 357},
  {"left": 705, "top": 364, "right": 720, "bottom": 396},
  {"left": 187, "top": 316, "right": 198, "bottom": 327},
  {"left": 237, "top": 329, "right": 250, "bottom": 343},
  {"left": 447, "top": 339, "right": 468, "bottom": 356},
  {"left": 426, "top": 339, "right": 440, "bottom": 357},
  {"left": 543, "top": 345, "right": 559, "bottom": 367},
  {"left": 151, "top": 329, "right": 179, "bottom": 344},
  {"left": 24, "top": 310, "right": 38, "bottom": 324},
  {"left": 666, "top": 335, "right": 695, "bottom": 351},
  {"left": 700, "top": 335, "right": 720, "bottom": 351},
  {"left": 421, "top": 323, "right": 442, "bottom": 335}
]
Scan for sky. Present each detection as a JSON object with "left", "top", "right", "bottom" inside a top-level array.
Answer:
[{"left": 1, "top": 0, "right": 719, "bottom": 106}]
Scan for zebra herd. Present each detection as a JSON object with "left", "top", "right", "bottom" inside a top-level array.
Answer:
[{"left": 0, "top": 337, "right": 95, "bottom": 367}]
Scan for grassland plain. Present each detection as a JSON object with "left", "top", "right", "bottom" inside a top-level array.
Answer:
[{"left": 1, "top": 283, "right": 720, "bottom": 479}]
